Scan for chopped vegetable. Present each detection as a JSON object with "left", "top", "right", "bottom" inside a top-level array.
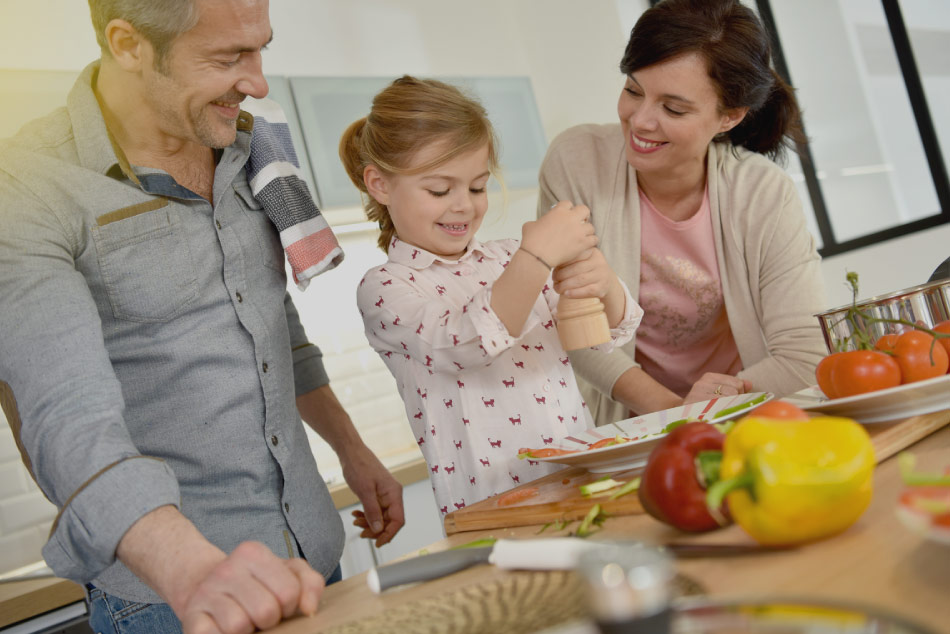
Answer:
[
  {"left": 496, "top": 486, "right": 540, "bottom": 507},
  {"left": 661, "top": 418, "right": 691, "bottom": 433},
  {"left": 899, "top": 452, "right": 950, "bottom": 486},
  {"left": 450, "top": 537, "right": 497, "bottom": 550},
  {"left": 710, "top": 392, "right": 770, "bottom": 420},
  {"left": 517, "top": 447, "right": 578, "bottom": 459},
  {"left": 575, "top": 504, "right": 607, "bottom": 537},
  {"left": 580, "top": 478, "right": 625, "bottom": 497},
  {"left": 588, "top": 434, "right": 631, "bottom": 450},
  {"left": 607, "top": 476, "right": 641, "bottom": 500}
]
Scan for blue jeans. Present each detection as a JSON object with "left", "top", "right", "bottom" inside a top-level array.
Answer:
[{"left": 86, "top": 565, "right": 342, "bottom": 633}]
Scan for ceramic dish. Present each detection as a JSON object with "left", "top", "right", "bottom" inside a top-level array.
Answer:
[
  {"left": 782, "top": 374, "right": 950, "bottom": 423},
  {"left": 532, "top": 392, "right": 773, "bottom": 473}
]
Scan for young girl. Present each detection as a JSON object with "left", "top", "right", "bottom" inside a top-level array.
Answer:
[{"left": 340, "top": 76, "right": 643, "bottom": 515}]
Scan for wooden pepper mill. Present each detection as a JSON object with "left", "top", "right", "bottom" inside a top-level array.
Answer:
[{"left": 556, "top": 295, "right": 611, "bottom": 351}]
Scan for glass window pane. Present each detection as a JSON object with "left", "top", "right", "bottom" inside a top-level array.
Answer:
[
  {"left": 900, "top": 0, "right": 950, "bottom": 185},
  {"left": 770, "top": 0, "right": 939, "bottom": 242}
]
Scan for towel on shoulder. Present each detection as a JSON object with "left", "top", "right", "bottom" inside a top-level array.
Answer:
[{"left": 242, "top": 97, "right": 344, "bottom": 290}]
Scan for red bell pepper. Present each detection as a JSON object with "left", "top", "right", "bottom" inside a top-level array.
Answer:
[{"left": 638, "top": 422, "right": 728, "bottom": 532}]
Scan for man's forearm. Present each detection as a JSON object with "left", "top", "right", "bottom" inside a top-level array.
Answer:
[
  {"left": 296, "top": 384, "right": 364, "bottom": 455},
  {"left": 116, "top": 505, "right": 226, "bottom": 613}
]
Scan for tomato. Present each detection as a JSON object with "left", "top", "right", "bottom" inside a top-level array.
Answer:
[
  {"left": 829, "top": 350, "right": 901, "bottom": 398},
  {"left": 932, "top": 321, "right": 950, "bottom": 368},
  {"left": 815, "top": 354, "right": 840, "bottom": 399},
  {"left": 875, "top": 330, "right": 948, "bottom": 383},
  {"left": 748, "top": 400, "right": 809, "bottom": 421}
]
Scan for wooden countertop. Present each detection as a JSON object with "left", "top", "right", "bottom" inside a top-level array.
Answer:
[
  {"left": 0, "top": 576, "right": 84, "bottom": 629},
  {"left": 265, "top": 420, "right": 950, "bottom": 634}
]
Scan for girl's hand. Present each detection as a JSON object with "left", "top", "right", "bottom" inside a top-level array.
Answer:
[
  {"left": 552, "top": 247, "right": 618, "bottom": 299},
  {"left": 683, "top": 373, "right": 753, "bottom": 404},
  {"left": 521, "top": 201, "right": 597, "bottom": 268}
]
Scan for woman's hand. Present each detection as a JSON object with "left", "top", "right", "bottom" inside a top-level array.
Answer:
[
  {"left": 521, "top": 201, "right": 597, "bottom": 268},
  {"left": 683, "top": 372, "right": 753, "bottom": 404}
]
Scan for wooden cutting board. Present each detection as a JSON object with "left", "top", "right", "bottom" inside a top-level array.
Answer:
[{"left": 443, "top": 409, "right": 950, "bottom": 535}]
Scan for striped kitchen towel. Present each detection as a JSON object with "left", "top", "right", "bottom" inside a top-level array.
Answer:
[{"left": 243, "top": 98, "right": 344, "bottom": 290}]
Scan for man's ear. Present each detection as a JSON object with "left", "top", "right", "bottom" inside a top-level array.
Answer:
[
  {"left": 104, "top": 19, "right": 149, "bottom": 72},
  {"left": 363, "top": 164, "right": 391, "bottom": 205},
  {"left": 719, "top": 106, "right": 749, "bottom": 134}
]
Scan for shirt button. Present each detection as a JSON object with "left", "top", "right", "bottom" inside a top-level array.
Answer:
[
  {"left": 215, "top": 219, "right": 222, "bottom": 230},
  {"left": 236, "top": 292, "right": 243, "bottom": 303},
  {"left": 271, "top": 435, "right": 278, "bottom": 446},
  {"left": 284, "top": 502, "right": 290, "bottom": 512},
  {"left": 262, "top": 362, "right": 269, "bottom": 373}
]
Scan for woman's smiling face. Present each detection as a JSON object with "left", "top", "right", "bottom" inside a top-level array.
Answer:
[{"left": 617, "top": 53, "right": 746, "bottom": 179}]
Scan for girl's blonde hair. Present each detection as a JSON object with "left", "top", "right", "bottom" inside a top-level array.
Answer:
[{"left": 339, "top": 75, "right": 501, "bottom": 252}]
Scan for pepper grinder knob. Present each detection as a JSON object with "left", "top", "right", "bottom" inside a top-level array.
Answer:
[{"left": 556, "top": 296, "right": 610, "bottom": 351}]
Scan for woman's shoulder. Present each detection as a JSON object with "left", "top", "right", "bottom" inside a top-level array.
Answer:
[{"left": 548, "top": 123, "right": 624, "bottom": 157}]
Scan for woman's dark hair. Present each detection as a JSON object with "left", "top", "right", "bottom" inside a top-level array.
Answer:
[{"left": 620, "top": 0, "right": 804, "bottom": 161}]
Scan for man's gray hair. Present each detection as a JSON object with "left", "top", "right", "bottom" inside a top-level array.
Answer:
[{"left": 88, "top": 0, "right": 200, "bottom": 70}]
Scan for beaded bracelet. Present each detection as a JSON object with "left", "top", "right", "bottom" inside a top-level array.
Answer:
[{"left": 518, "top": 246, "right": 552, "bottom": 271}]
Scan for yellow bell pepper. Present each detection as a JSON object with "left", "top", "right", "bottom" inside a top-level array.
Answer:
[{"left": 706, "top": 416, "right": 875, "bottom": 545}]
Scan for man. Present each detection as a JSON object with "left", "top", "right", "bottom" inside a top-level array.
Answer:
[{"left": 0, "top": 1, "right": 404, "bottom": 632}]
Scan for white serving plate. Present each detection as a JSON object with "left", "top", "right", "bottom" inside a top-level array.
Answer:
[
  {"left": 533, "top": 392, "right": 773, "bottom": 473},
  {"left": 782, "top": 373, "right": 950, "bottom": 423}
]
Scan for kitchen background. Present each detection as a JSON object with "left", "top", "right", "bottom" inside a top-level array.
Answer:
[{"left": 1, "top": 0, "right": 948, "bottom": 581}]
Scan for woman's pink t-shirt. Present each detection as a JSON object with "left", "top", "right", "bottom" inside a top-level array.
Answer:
[{"left": 634, "top": 187, "right": 742, "bottom": 397}]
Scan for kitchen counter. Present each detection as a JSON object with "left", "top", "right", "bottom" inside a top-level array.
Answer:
[
  {"left": 262, "top": 417, "right": 950, "bottom": 634},
  {"left": 0, "top": 576, "right": 84, "bottom": 629}
]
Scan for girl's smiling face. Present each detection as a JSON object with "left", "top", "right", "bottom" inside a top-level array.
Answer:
[
  {"left": 364, "top": 141, "right": 491, "bottom": 259},
  {"left": 617, "top": 53, "right": 746, "bottom": 179}
]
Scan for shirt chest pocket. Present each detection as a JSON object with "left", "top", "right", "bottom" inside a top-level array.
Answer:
[
  {"left": 92, "top": 200, "right": 199, "bottom": 323},
  {"left": 233, "top": 182, "right": 285, "bottom": 274}
]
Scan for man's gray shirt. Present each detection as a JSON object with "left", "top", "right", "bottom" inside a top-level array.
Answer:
[{"left": 0, "top": 62, "right": 344, "bottom": 602}]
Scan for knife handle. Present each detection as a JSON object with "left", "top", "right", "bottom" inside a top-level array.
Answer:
[{"left": 367, "top": 546, "right": 494, "bottom": 594}]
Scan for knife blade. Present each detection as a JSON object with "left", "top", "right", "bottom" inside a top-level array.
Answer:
[{"left": 367, "top": 538, "right": 792, "bottom": 593}]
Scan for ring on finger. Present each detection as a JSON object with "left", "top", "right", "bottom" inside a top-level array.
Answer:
[{"left": 714, "top": 384, "right": 723, "bottom": 396}]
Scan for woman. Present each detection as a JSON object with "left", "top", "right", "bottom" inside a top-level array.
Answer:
[{"left": 537, "top": 0, "right": 827, "bottom": 426}]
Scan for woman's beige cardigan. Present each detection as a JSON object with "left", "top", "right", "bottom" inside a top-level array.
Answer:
[{"left": 537, "top": 123, "right": 828, "bottom": 426}]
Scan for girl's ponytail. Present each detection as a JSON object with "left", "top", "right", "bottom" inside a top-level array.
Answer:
[{"left": 338, "top": 117, "right": 396, "bottom": 251}]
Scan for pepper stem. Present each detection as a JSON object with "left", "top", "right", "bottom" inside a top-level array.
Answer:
[{"left": 705, "top": 471, "right": 754, "bottom": 521}]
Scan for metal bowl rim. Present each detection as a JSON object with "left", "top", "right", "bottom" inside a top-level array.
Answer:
[{"left": 815, "top": 278, "right": 950, "bottom": 318}]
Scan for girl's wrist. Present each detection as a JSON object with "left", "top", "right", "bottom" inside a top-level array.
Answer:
[{"left": 518, "top": 246, "right": 552, "bottom": 271}]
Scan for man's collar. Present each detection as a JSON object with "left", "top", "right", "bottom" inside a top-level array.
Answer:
[{"left": 387, "top": 236, "right": 496, "bottom": 269}]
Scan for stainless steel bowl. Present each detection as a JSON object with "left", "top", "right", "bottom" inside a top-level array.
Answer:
[{"left": 815, "top": 279, "right": 950, "bottom": 353}]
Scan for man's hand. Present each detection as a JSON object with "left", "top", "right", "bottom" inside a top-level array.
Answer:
[
  {"left": 117, "top": 506, "right": 325, "bottom": 634},
  {"left": 178, "top": 542, "right": 324, "bottom": 634},
  {"left": 297, "top": 385, "right": 406, "bottom": 547},
  {"left": 341, "top": 445, "right": 405, "bottom": 547}
]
